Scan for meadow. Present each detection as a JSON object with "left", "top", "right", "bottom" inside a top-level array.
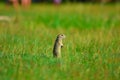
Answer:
[{"left": 0, "top": 3, "right": 120, "bottom": 80}]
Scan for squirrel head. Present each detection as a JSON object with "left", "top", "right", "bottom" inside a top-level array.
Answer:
[{"left": 57, "top": 34, "right": 66, "bottom": 40}]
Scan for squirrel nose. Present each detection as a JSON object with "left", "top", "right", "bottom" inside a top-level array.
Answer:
[{"left": 64, "top": 35, "right": 66, "bottom": 38}]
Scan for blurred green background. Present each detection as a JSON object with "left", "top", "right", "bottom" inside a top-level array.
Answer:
[{"left": 0, "top": 1, "right": 120, "bottom": 80}]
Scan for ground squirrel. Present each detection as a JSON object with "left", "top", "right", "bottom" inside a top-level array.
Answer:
[{"left": 53, "top": 34, "right": 66, "bottom": 58}]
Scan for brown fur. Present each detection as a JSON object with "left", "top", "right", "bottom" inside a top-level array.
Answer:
[{"left": 53, "top": 34, "right": 65, "bottom": 58}]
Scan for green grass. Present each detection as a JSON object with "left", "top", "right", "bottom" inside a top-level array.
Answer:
[{"left": 0, "top": 3, "right": 120, "bottom": 80}]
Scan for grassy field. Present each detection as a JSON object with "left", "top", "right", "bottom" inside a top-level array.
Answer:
[{"left": 0, "top": 3, "right": 120, "bottom": 80}]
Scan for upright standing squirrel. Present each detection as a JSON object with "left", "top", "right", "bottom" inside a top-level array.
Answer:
[{"left": 53, "top": 34, "right": 66, "bottom": 58}]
